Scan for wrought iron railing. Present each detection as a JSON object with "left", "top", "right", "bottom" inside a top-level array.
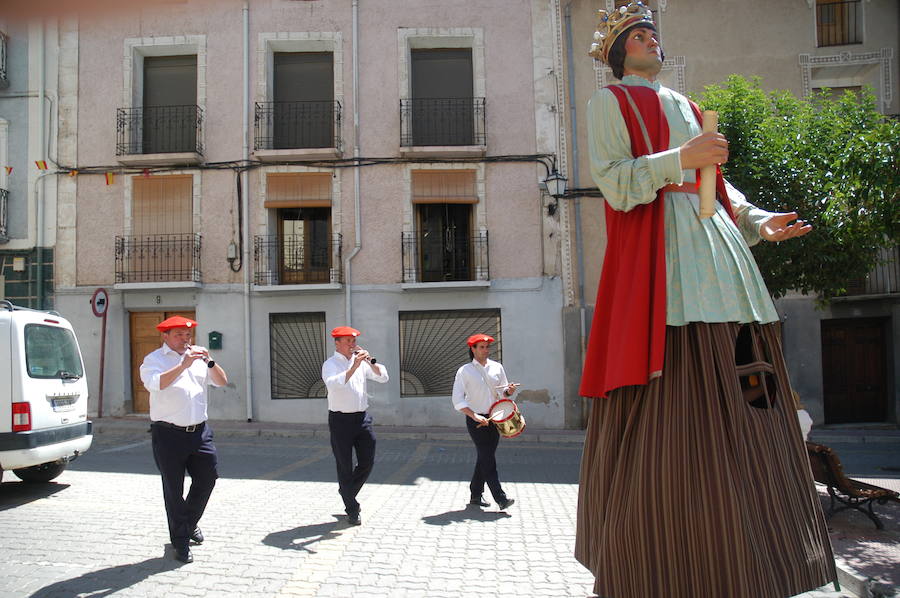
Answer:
[
  {"left": 115, "top": 233, "right": 202, "bottom": 283},
  {"left": 400, "top": 97, "right": 486, "bottom": 147},
  {"left": 0, "top": 32, "right": 8, "bottom": 88},
  {"left": 116, "top": 105, "right": 204, "bottom": 156},
  {"left": 816, "top": 0, "right": 862, "bottom": 47},
  {"left": 844, "top": 246, "right": 900, "bottom": 296},
  {"left": 254, "top": 101, "right": 342, "bottom": 151},
  {"left": 0, "top": 188, "right": 8, "bottom": 242},
  {"left": 254, "top": 233, "right": 342, "bottom": 285},
  {"left": 402, "top": 229, "right": 489, "bottom": 283}
]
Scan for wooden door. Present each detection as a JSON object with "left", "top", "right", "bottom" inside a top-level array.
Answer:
[
  {"left": 129, "top": 310, "right": 195, "bottom": 413},
  {"left": 821, "top": 317, "right": 887, "bottom": 423}
]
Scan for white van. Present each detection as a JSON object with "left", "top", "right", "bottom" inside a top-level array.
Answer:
[{"left": 0, "top": 301, "right": 92, "bottom": 483}]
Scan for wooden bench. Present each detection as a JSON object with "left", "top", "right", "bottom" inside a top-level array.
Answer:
[{"left": 806, "top": 441, "right": 899, "bottom": 530}]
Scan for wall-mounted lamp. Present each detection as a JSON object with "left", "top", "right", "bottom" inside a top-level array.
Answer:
[
  {"left": 541, "top": 159, "right": 568, "bottom": 216},
  {"left": 544, "top": 166, "right": 568, "bottom": 200}
]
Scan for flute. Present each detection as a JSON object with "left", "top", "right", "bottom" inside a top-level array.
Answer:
[
  {"left": 698, "top": 110, "right": 718, "bottom": 220},
  {"left": 185, "top": 343, "right": 216, "bottom": 368},
  {"left": 353, "top": 348, "right": 377, "bottom": 365}
]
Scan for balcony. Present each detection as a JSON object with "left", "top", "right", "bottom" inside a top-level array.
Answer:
[
  {"left": 842, "top": 246, "right": 900, "bottom": 297},
  {"left": 115, "top": 234, "right": 202, "bottom": 284},
  {"left": 0, "top": 31, "right": 8, "bottom": 89},
  {"left": 254, "top": 233, "right": 343, "bottom": 287},
  {"left": 816, "top": 0, "right": 862, "bottom": 47},
  {"left": 401, "top": 229, "right": 489, "bottom": 287},
  {"left": 400, "top": 97, "right": 486, "bottom": 157},
  {"left": 116, "top": 105, "right": 204, "bottom": 166},
  {"left": 254, "top": 101, "right": 342, "bottom": 161},
  {"left": 0, "top": 188, "right": 8, "bottom": 243}
]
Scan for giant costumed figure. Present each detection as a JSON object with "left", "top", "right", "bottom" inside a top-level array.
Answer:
[{"left": 575, "top": 3, "right": 837, "bottom": 597}]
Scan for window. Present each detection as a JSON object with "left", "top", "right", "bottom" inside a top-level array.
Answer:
[
  {"left": 399, "top": 309, "right": 501, "bottom": 396},
  {"left": 816, "top": 0, "right": 862, "bottom": 47},
  {"left": 402, "top": 170, "right": 489, "bottom": 283},
  {"left": 407, "top": 49, "right": 478, "bottom": 146},
  {"left": 269, "top": 312, "right": 327, "bottom": 399},
  {"left": 119, "top": 36, "right": 206, "bottom": 162},
  {"left": 398, "top": 28, "right": 486, "bottom": 152},
  {"left": 116, "top": 175, "right": 201, "bottom": 283},
  {"left": 265, "top": 52, "right": 336, "bottom": 150},
  {"left": 255, "top": 33, "right": 343, "bottom": 159},
  {"left": 141, "top": 55, "right": 198, "bottom": 154},
  {"left": 255, "top": 173, "right": 340, "bottom": 285},
  {"left": 25, "top": 324, "right": 84, "bottom": 380},
  {"left": 0, "top": 31, "right": 8, "bottom": 88}
]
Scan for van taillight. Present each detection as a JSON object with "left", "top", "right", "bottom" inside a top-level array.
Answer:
[{"left": 12, "top": 402, "right": 32, "bottom": 432}]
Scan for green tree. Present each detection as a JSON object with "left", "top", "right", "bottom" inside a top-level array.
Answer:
[{"left": 695, "top": 75, "right": 899, "bottom": 301}]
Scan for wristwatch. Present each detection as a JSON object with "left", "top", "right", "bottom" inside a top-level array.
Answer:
[{"left": 207, "top": 360, "right": 216, "bottom": 368}]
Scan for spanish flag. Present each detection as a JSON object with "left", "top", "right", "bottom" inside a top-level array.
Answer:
[
  {"left": 35, "top": 160, "right": 48, "bottom": 170},
  {"left": 105, "top": 172, "right": 115, "bottom": 185},
  {"left": 4, "top": 166, "right": 12, "bottom": 176}
]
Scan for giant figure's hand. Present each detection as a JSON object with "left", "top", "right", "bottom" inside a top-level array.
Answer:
[
  {"left": 679, "top": 132, "right": 729, "bottom": 170},
  {"left": 760, "top": 212, "right": 812, "bottom": 242}
]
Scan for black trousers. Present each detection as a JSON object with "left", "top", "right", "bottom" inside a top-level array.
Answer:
[
  {"left": 328, "top": 410, "right": 376, "bottom": 515},
  {"left": 465, "top": 415, "right": 508, "bottom": 503},
  {"left": 151, "top": 422, "right": 218, "bottom": 551}
]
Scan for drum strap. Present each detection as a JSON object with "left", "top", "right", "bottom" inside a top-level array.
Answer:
[{"left": 474, "top": 362, "right": 503, "bottom": 403}]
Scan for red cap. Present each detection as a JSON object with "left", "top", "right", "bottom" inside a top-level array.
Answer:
[
  {"left": 331, "top": 326, "right": 361, "bottom": 338},
  {"left": 467, "top": 333, "right": 495, "bottom": 347},
  {"left": 156, "top": 315, "right": 198, "bottom": 332}
]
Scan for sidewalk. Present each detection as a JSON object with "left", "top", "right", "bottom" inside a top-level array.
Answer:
[
  {"left": 89, "top": 417, "right": 899, "bottom": 597},
  {"left": 807, "top": 428, "right": 900, "bottom": 598}
]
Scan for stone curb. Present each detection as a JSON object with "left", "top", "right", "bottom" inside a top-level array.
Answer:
[{"left": 88, "top": 417, "right": 587, "bottom": 444}]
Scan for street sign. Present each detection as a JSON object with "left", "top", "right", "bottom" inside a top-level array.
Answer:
[{"left": 90, "top": 287, "right": 109, "bottom": 318}]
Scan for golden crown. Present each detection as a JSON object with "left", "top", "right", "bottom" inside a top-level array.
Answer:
[{"left": 589, "top": 1, "right": 656, "bottom": 63}]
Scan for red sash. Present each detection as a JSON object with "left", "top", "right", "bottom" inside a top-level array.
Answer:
[{"left": 578, "top": 85, "right": 735, "bottom": 399}]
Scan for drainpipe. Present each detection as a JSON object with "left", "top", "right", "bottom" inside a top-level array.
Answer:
[
  {"left": 241, "top": 1, "right": 254, "bottom": 421},
  {"left": 344, "top": 0, "right": 361, "bottom": 326},
  {"left": 564, "top": 2, "right": 589, "bottom": 426},
  {"left": 35, "top": 21, "right": 46, "bottom": 309}
]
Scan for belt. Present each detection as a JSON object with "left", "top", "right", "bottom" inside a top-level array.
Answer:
[
  {"left": 661, "top": 182, "right": 698, "bottom": 194},
  {"left": 152, "top": 420, "right": 205, "bottom": 433}
]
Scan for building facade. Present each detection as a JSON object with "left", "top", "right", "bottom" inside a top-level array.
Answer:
[
  {"left": 0, "top": 18, "right": 69, "bottom": 310},
  {"left": 50, "top": 0, "right": 572, "bottom": 428},
  {"left": 557, "top": 0, "right": 899, "bottom": 427}
]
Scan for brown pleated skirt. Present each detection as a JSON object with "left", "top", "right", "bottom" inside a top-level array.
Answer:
[{"left": 575, "top": 322, "right": 836, "bottom": 598}]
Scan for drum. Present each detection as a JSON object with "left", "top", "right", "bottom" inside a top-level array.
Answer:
[{"left": 488, "top": 398, "right": 526, "bottom": 438}]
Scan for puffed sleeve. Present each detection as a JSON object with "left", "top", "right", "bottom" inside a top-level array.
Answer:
[{"left": 587, "top": 88, "right": 684, "bottom": 212}]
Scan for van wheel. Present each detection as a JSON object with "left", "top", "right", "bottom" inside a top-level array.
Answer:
[{"left": 13, "top": 462, "right": 67, "bottom": 483}]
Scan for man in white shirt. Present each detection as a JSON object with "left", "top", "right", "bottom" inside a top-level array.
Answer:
[
  {"left": 140, "top": 315, "right": 228, "bottom": 564},
  {"left": 321, "top": 326, "right": 389, "bottom": 526},
  {"left": 451, "top": 333, "right": 517, "bottom": 511}
]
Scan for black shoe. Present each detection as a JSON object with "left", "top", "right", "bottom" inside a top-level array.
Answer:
[
  {"left": 347, "top": 512, "right": 361, "bottom": 526},
  {"left": 468, "top": 496, "right": 490, "bottom": 507},
  {"left": 498, "top": 498, "right": 515, "bottom": 511},
  {"left": 174, "top": 547, "right": 193, "bottom": 564},
  {"left": 190, "top": 526, "right": 204, "bottom": 544}
]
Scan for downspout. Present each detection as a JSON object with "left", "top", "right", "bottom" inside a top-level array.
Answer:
[
  {"left": 242, "top": 1, "right": 254, "bottom": 421},
  {"left": 35, "top": 21, "right": 46, "bottom": 309},
  {"left": 345, "top": 0, "right": 361, "bottom": 326},
  {"left": 564, "top": 2, "right": 588, "bottom": 424},
  {"left": 564, "top": 4, "right": 584, "bottom": 310}
]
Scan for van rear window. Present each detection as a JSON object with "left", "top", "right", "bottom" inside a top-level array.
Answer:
[{"left": 24, "top": 324, "right": 84, "bottom": 379}]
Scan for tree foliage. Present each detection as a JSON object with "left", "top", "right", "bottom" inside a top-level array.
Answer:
[{"left": 695, "top": 75, "right": 899, "bottom": 301}]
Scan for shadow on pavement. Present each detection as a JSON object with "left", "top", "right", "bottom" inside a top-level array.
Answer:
[
  {"left": 28, "top": 556, "right": 181, "bottom": 597},
  {"left": 421, "top": 506, "right": 512, "bottom": 526},
  {"left": 0, "top": 482, "right": 69, "bottom": 511},
  {"left": 262, "top": 520, "right": 344, "bottom": 553}
]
